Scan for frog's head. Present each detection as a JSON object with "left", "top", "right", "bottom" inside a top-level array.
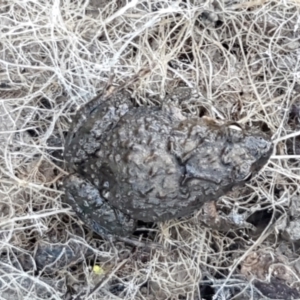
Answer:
[
  {"left": 242, "top": 133, "right": 273, "bottom": 178},
  {"left": 221, "top": 125, "right": 273, "bottom": 183},
  {"left": 182, "top": 122, "right": 273, "bottom": 190}
]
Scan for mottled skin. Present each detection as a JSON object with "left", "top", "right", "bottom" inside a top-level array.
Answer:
[{"left": 64, "top": 90, "right": 273, "bottom": 237}]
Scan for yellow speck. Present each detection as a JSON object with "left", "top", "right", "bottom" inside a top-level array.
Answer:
[{"left": 93, "top": 265, "right": 104, "bottom": 275}]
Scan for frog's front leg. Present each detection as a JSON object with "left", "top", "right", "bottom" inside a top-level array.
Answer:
[{"left": 64, "top": 174, "right": 137, "bottom": 237}]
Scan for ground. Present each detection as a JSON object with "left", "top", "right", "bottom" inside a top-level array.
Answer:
[{"left": 1, "top": 0, "right": 300, "bottom": 299}]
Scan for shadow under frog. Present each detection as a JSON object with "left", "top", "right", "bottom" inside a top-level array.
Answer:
[{"left": 63, "top": 90, "right": 273, "bottom": 239}]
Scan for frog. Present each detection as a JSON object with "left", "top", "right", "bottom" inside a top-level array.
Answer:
[{"left": 63, "top": 88, "right": 273, "bottom": 239}]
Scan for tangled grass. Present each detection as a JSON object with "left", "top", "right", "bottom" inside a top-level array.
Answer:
[{"left": 1, "top": 0, "right": 300, "bottom": 299}]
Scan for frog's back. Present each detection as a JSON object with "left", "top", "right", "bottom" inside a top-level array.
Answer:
[
  {"left": 73, "top": 105, "right": 223, "bottom": 222},
  {"left": 74, "top": 106, "right": 185, "bottom": 222}
]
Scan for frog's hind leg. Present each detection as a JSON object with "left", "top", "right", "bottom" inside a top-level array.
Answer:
[
  {"left": 64, "top": 90, "right": 133, "bottom": 171},
  {"left": 63, "top": 174, "right": 137, "bottom": 237}
]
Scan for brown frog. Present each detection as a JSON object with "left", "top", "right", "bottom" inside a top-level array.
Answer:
[{"left": 63, "top": 89, "right": 273, "bottom": 238}]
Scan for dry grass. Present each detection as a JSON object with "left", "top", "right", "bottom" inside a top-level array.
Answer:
[{"left": 1, "top": 0, "right": 300, "bottom": 299}]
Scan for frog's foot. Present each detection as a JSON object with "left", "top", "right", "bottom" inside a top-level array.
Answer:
[
  {"left": 63, "top": 174, "right": 137, "bottom": 237},
  {"left": 200, "top": 202, "right": 257, "bottom": 232}
]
